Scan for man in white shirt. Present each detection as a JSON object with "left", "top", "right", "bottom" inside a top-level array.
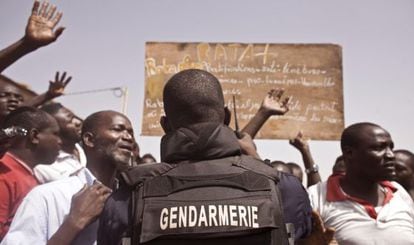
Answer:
[
  {"left": 34, "top": 103, "right": 86, "bottom": 183},
  {"left": 308, "top": 122, "right": 414, "bottom": 245}
]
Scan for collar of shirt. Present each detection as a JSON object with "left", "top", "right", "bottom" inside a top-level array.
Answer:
[
  {"left": 55, "top": 151, "right": 77, "bottom": 162},
  {"left": 4, "top": 152, "right": 34, "bottom": 175},
  {"left": 75, "top": 143, "right": 87, "bottom": 166},
  {"left": 326, "top": 173, "right": 397, "bottom": 219},
  {"left": 70, "top": 167, "right": 97, "bottom": 186}
]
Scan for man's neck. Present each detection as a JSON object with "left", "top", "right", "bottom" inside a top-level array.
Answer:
[
  {"left": 8, "top": 148, "right": 37, "bottom": 169},
  {"left": 86, "top": 156, "right": 116, "bottom": 188},
  {"left": 340, "top": 173, "right": 384, "bottom": 206},
  {"left": 61, "top": 140, "right": 77, "bottom": 155}
]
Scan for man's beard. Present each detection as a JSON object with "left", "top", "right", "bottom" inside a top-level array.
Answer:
[
  {"left": 112, "top": 151, "right": 132, "bottom": 171},
  {"left": 98, "top": 146, "right": 132, "bottom": 171}
]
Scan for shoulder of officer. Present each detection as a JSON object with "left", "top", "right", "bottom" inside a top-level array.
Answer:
[{"left": 121, "top": 162, "right": 175, "bottom": 187}]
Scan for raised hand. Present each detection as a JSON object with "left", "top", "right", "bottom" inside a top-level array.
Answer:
[
  {"left": 261, "top": 88, "right": 291, "bottom": 116},
  {"left": 289, "top": 131, "right": 309, "bottom": 152},
  {"left": 47, "top": 71, "right": 72, "bottom": 98},
  {"left": 289, "top": 131, "right": 321, "bottom": 186},
  {"left": 25, "top": 0, "right": 65, "bottom": 48},
  {"left": 241, "top": 89, "right": 291, "bottom": 139},
  {"left": 0, "top": 1, "right": 66, "bottom": 73}
]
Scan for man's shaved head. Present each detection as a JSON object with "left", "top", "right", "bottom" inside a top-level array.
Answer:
[
  {"left": 163, "top": 69, "right": 225, "bottom": 129},
  {"left": 81, "top": 110, "right": 122, "bottom": 137},
  {"left": 340, "top": 122, "right": 382, "bottom": 151}
]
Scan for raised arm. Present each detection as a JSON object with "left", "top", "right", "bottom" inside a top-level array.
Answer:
[
  {"left": 238, "top": 132, "right": 261, "bottom": 160},
  {"left": 241, "top": 89, "right": 290, "bottom": 138},
  {"left": 289, "top": 131, "right": 322, "bottom": 187},
  {"left": 47, "top": 183, "right": 112, "bottom": 245},
  {"left": 0, "top": 0, "right": 64, "bottom": 73},
  {"left": 22, "top": 71, "right": 71, "bottom": 107}
]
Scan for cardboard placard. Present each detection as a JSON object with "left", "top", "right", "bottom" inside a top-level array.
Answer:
[{"left": 142, "top": 42, "right": 344, "bottom": 140}]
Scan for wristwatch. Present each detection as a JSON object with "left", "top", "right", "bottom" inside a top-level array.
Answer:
[{"left": 305, "top": 164, "right": 319, "bottom": 174}]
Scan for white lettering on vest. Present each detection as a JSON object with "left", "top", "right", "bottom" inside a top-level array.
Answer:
[
  {"left": 238, "top": 205, "right": 248, "bottom": 227},
  {"left": 189, "top": 206, "right": 197, "bottom": 227},
  {"left": 208, "top": 205, "right": 218, "bottom": 226},
  {"left": 218, "top": 205, "right": 229, "bottom": 226},
  {"left": 178, "top": 206, "right": 187, "bottom": 228},
  {"left": 198, "top": 205, "right": 208, "bottom": 227},
  {"left": 159, "top": 205, "right": 260, "bottom": 230},
  {"left": 252, "top": 206, "right": 259, "bottom": 228},
  {"left": 160, "top": 208, "right": 168, "bottom": 230},
  {"left": 229, "top": 205, "right": 237, "bottom": 226},
  {"left": 169, "top": 206, "right": 177, "bottom": 228}
]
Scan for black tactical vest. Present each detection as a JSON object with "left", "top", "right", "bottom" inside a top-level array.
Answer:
[{"left": 121, "top": 155, "right": 290, "bottom": 245}]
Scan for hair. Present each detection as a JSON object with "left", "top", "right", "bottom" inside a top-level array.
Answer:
[
  {"left": 40, "top": 102, "right": 64, "bottom": 116},
  {"left": 286, "top": 162, "right": 302, "bottom": 171},
  {"left": 286, "top": 162, "right": 303, "bottom": 181},
  {"left": 270, "top": 160, "right": 292, "bottom": 174},
  {"left": 270, "top": 160, "right": 285, "bottom": 165},
  {"left": 82, "top": 110, "right": 114, "bottom": 136},
  {"left": 340, "top": 122, "right": 381, "bottom": 151},
  {"left": 394, "top": 149, "right": 414, "bottom": 170},
  {"left": 141, "top": 153, "right": 157, "bottom": 163},
  {"left": 81, "top": 110, "right": 129, "bottom": 145},
  {"left": 3, "top": 106, "right": 53, "bottom": 131},
  {"left": 163, "top": 69, "right": 225, "bottom": 128}
]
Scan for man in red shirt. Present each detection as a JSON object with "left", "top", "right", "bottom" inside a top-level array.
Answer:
[{"left": 0, "top": 107, "right": 61, "bottom": 239}]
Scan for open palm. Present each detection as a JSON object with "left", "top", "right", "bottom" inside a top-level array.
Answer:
[
  {"left": 25, "top": 0, "right": 64, "bottom": 47},
  {"left": 262, "top": 89, "right": 290, "bottom": 115}
]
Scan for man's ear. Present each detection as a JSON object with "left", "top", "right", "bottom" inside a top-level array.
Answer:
[
  {"left": 224, "top": 107, "right": 231, "bottom": 126},
  {"left": 29, "top": 128, "right": 39, "bottom": 145},
  {"left": 342, "top": 146, "right": 353, "bottom": 160},
  {"left": 82, "top": 132, "right": 95, "bottom": 148},
  {"left": 160, "top": 116, "right": 172, "bottom": 134}
]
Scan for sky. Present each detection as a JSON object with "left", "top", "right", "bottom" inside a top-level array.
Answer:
[{"left": 1, "top": 0, "right": 413, "bottom": 181}]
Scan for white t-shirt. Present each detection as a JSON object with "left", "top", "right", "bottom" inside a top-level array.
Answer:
[
  {"left": 34, "top": 143, "right": 86, "bottom": 183},
  {"left": 308, "top": 175, "right": 414, "bottom": 245}
]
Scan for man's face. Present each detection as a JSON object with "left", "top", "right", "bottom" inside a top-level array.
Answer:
[
  {"left": 34, "top": 116, "right": 62, "bottom": 165},
  {"left": 54, "top": 107, "right": 82, "bottom": 143},
  {"left": 93, "top": 113, "right": 135, "bottom": 171},
  {"left": 348, "top": 126, "right": 395, "bottom": 181},
  {"left": 0, "top": 84, "right": 24, "bottom": 119},
  {"left": 393, "top": 152, "right": 414, "bottom": 188}
]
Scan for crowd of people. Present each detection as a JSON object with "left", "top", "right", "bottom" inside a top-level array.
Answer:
[{"left": 1, "top": 1, "right": 414, "bottom": 245}]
